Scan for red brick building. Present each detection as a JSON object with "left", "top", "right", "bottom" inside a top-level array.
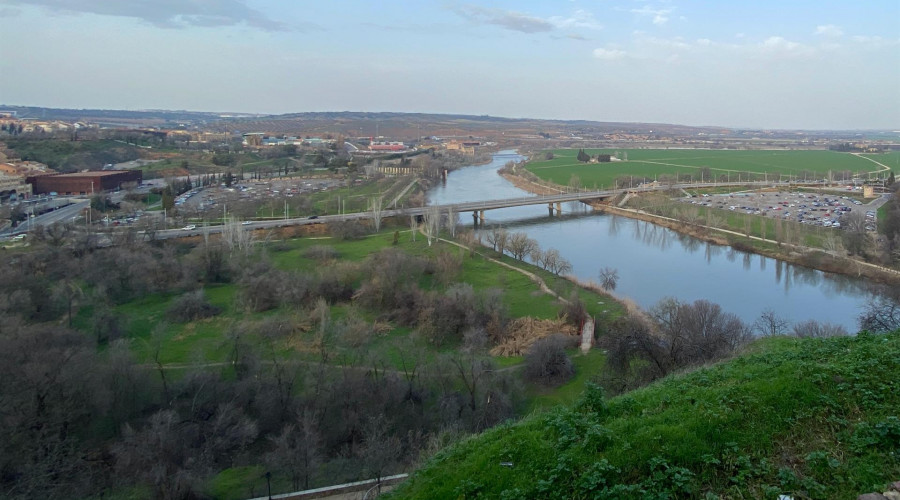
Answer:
[{"left": 27, "top": 170, "right": 143, "bottom": 195}]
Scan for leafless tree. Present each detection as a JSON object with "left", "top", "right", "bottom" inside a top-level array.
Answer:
[
  {"left": 221, "top": 216, "right": 255, "bottom": 255},
  {"left": 598, "top": 267, "right": 619, "bottom": 291},
  {"left": 792, "top": 320, "right": 848, "bottom": 338},
  {"left": 524, "top": 334, "right": 575, "bottom": 387},
  {"left": 858, "top": 295, "right": 900, "bottom": 333},
  {"left": 752, "top": 308, "right": 790, "bottom": 336},
  {"left": 360, "top": 414, "right": 402, "bottom": 485},
  {"left": 507, "top": 232, "right": 537, "bottom": 261},
  {"left": 265, "top": 412, "right": 321, "bottom": 491},
  {"left": 543, "top": 248, "right": 571, "bottom": 275},
  {"left": 422, "top": 206, "right": 440, "bottom": 246},
  {"left": 409, "top": 215, "right": 417, "bottom": 242},
  {"left": 370, "top": 196, "right": 384, "bottom": 233},
  {"left": 446, "top": 205, "right": 458, "bottom": 237},
  {"left": 485, "top": 225, "right": 508, "bottom": 253}
]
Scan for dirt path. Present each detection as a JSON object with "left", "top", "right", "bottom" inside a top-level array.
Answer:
[
  {"left": 851, "top": 152, "right": 893, "bottom": 175},
  {"left": 436, "top": 236, "right": 568, "bottom": 303}
]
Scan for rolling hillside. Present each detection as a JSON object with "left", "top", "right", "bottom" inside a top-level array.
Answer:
[{"left": 389, "top": 331, "right": 900, "bottom": 499}]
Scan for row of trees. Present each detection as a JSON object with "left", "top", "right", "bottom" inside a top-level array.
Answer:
[{"left": 484, "top": 226, "right": 573, "bottom": 275}]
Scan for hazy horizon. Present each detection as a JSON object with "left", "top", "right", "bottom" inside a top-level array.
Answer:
[{"left": 1, "top": 0, "right": 898, "bottom": 130}]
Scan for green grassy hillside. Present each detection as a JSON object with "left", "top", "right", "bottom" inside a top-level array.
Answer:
[{"left": 389, "top": 332, "right": 900, "bottom": 499}]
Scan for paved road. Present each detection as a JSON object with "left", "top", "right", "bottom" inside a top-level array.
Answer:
[{"left": 0, "top": 198, "right": 90, "bottom": 236}]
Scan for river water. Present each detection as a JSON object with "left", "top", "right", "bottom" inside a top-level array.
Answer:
[{"left": 427, "top": 151, "right": 877, "bottom": 332}]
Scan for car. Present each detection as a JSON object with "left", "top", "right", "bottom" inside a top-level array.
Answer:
[
  {"left": 182, "top": 224, "right": 197, "bottom": 231},
  {"left": 308, "top": 215, "right": 319, "bottom": 220},
  {"left": 241, "top": 220, "right": 252, "bottom": 225}
]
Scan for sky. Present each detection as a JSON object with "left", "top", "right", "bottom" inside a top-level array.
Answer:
[{"left": 0, "top": 0, "right": 898, "bottom": 130}]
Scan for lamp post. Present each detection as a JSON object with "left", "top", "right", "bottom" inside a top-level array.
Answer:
[{"left": 265, "top": 471, "right": 272, "bottom": 500}]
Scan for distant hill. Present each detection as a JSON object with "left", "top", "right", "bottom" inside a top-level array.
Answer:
[
  {"left": 2, "top": 105, "right": 894, "bottom": 141},
  {"left": 388, "top": 332, "right": 900, "bottom": 499}
]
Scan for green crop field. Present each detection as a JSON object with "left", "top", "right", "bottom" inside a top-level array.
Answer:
[{"left": 525, "top": 149, "right": 890, "bottom": 189}]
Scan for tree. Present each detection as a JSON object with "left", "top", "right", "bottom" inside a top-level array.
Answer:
[
  {"left": 752, "top": 308, "right": 790, "bottom": 336},
  {"left": 370, "top": 196, "right": 384, "bottom": 233},
  {"left": 422, "top": 206, "right": 441, "bottom": 246},
  {"left": 524, "top": 334, "right": 575, "bottom": 387},
  {"left": 888, "top": 170, "right": 896, "bottom": 187},
  {"left": 792, "top": 320, "right": 848, "bottom": 338},
  {"left": 859, "top": 295, "right": 900, "bottom": 332},
  {"left": 598, "top": 267, "right": 619, "bottom": 291},
  {"left": 507, "top": 232, "right": 537, "bottom": 261},
  {"left": 266, "top": 413, "right": 321, "bottom": 491},
  {"left": 577, "top": 149, "right": 590, "bottom": 163}
]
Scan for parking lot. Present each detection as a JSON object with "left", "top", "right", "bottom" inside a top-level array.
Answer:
[
  {"left": 175, "top": 178, "right": 347, "bottom": 217},
  {"left": 679, "top": 188, "right": 882, "bottom": 231}
]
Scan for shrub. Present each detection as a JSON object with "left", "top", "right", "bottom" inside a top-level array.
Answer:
[
  {"left": 329, "top": 220, "right": 367, "bottom": 240},
  {"left": 524, "top": 334, "right": 575, "bottom": 387},
  {"left": 303, "top": 245, "right": 339, "bottom": 261},
  {"left": 167, "top": 290, "right": 221, "bottom": 322}
]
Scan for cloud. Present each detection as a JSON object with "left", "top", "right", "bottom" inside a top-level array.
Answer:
[
  {"left": 814, "top": 24, "right": 843, "bottom": 37},
  {"left": 451, "top": 4, "right": 602, "bottom": 34},
  {"left": 593, "top": 47, "right": 626, "bottom": 60},
  {"left": 566, "top": 34, "right": 589, "bottom": 41},
  {"left": 547, "top": 9, "right": 603, "bottom": 31},
  {"left": 630, "top": 5, "right": 673, "bottom": 26},
  {"left": 0, "top": 0, "right": 301, "bottom": 31},
  {"left": 451, "top": 4, "right": 553, "bottom": 33},
  {"left": 756, "top": 36, "right": 815, "bottom": 58}
]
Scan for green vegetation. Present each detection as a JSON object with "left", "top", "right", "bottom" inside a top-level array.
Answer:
[
  {"left": 525, "top": 149, "right": 884, "bottom": 188},
  {"left": 389, "top": 331, "right": 900, "bottom": 499},
  {"left": 91, "top": 229, "right": 621, "bottom": 368},
  {"left": 5, "top": 138, "right": 141, "bottom": 171}
]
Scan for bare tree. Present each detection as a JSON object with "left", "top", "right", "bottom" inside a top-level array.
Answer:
[
  {"left": 858, "top": 295, "right": 900, "bottom": 333},
  {"left": 265, "top": 412, "right": 321, "bottom": 491},
  {"left": 507, "top": 232, "right": 537, "bottom": 261},
  {"left": 446, "top": 205, "right": 458, "bottom": 238},
  {"left": 543, "top": 248, "right": 571, "bottom": 275},
  {"left": 485, "top": 225, "right": 507, "bottom": 253},
  {"left": 422, "top": 206, "right": 441, "bottom": 246},
  {"left": 370, "top": 196, "right": 384, "bottom": 233},
  {"left": 752, "top": 308, "right": 790, "bottom": 336},
  {"left": 409, "top": 215, "right": 417, "bottom": 242},
  {"left": 524, "top": 334, "right": 575, "bottom": 387},
  {"left": 792, "top": 320, "right": 848, "bottom": 338},
  {"left": 598, "top": 267, "right": 619, "bottom": 291},
  {"left": 221, "top": 216, "right": 255, "bottom": 255}
]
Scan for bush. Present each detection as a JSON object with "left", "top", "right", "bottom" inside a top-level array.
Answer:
[
  {"left": 167, "top": 290, "right": 222, "bottom": 322},
  {"left": 303, "top": 245, "right": 340, "bottom": 261},
  {"left": 329, "top": 220, "right": 367, "bottom": 240},
  {"left": 524, "top": 334, "right": 575, "bottom": 387},
  {"left": 792, "top": 319, "right": 848, "bottom": 338}
]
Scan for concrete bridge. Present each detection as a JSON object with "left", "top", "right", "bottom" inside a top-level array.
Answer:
[{"left": 146, "top": 180, "right": 785, "bottom": 240}]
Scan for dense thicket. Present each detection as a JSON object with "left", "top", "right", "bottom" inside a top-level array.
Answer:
[{"left": 0, "top": 231, "right": 532, "bottom": 498}]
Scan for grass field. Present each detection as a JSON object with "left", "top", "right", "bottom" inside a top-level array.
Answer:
[{"left": 526, "top": 149, "right": 889, "bottom": 188}]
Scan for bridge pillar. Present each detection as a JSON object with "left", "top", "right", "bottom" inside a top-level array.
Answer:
[
  {"left": 556, "top": 202, "right": 562, "bottom": 214},
  {"left": 479, "top": 210, "right": 485, "bottom": 222},
  {"left": 472, "top": 211, "right": 479, "bottom": 228},
  {"left": 548, "top": 203, "right": 554, "bottom": 217}
]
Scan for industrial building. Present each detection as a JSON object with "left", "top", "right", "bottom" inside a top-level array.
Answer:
[{"left": 27, "top": 170, "right": 143, "bottom": 195}]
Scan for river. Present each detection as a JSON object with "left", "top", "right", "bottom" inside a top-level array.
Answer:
[{"left": 427, "top": 151, "right": 878, "bottom": 332}]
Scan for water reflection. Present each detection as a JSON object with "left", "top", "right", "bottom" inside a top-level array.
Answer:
[{"left": 428, "top": 151, "right": 881, "bottom": 331}]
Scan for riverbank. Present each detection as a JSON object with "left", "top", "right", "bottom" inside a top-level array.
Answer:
[{"left": 500, "top": 168, "right": 900, "bottom": 286}]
